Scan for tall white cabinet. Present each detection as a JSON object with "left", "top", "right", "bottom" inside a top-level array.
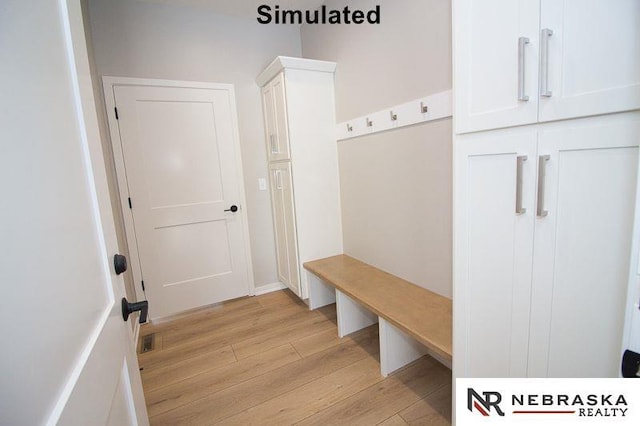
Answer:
[
  {"left": 454, "top": 0, "right": 640, "bottom": 378},
  {"left": 257, "top": 57, "right": 343, "bottom": 299}
]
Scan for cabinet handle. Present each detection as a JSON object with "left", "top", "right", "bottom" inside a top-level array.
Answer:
[
  {"left": 270, "top": 135, "right": 279, "bottom": 154},
  {"left": 515, "top": 155, "right": 527, "bottom": 215},
  {"left": 537, "top": 155, "right": 550, "bottom": 217},
  {"left": 540, "top": 28, "right": 553, "bottom": 97},
  {"left": 517, "top": 37, "right": 530, "bottom": 101},
  {"left": 276, "top": 169, "right": 283, "bottom": 190}
]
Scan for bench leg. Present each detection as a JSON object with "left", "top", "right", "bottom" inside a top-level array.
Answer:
[
  {"left": 379, "top": 318, "right": 427, "bottom": 377},
  {"left": 307, "top": 272, "right": 336, "bottom": 310},
  {"left": 336, "top": 290, "right": 378, "bottom": 338}
]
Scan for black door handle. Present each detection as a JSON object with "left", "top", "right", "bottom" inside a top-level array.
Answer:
[
  {"left": 114, "top": 254, "right": 127, "bottom": 275},
  {"left": 224, "top": 205, "right": 238, "bottom": 213},
  {"left": 122, "top": 298, "right": 148, "bottom": 324}
]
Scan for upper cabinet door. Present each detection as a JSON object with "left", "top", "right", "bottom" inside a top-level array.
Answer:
[
  {"left": 454, "top": 0, "right": 540, "bottom": 134},
  {"left": 539, "top": 0, "right": 640, "bottom": 123},
  {"left": 270, "top": 73, "right": 291, "bottom": 161},
  {"left": 262, "top": 83, "right": 278, "bottom": 160}
]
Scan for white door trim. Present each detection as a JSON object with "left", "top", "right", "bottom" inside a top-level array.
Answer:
[{"left": 102, "top": 76, "right": 255, "bottom": 305}]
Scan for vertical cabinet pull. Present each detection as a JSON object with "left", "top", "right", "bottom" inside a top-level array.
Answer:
[
  {"left": 517, "top": 37, "right": 530, "bottom": 101},
  {"left": 537, "top": 155, "right": 550, "bottom": 217},
  {"left": 276, "top": 169, "right": 283, "bottom": 190},
  {"left": 515, "top": 155, "right": 527, "bottom": 214},
  {"left": 540, "top": 28, "right": 553, "bottom": 97}
]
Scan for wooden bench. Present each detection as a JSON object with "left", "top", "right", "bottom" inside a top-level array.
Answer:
[{"left": 304, "top": 254, "right": 452, "bottom": 376}]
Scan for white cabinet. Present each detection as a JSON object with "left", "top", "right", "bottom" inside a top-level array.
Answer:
[
  {"left": 454, "top": 113, "right": 640, "bottom": 377},
  {"left": 257, "top": 57, "right": 343, "bottom": 299},
  {"left": 454, "top": 0, "right": 640, "bottom": 134}
]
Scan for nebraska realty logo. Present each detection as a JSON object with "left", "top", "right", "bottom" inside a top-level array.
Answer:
[
  {"left": 467, "top": 387, "right": 627, "bottom": 418},
  {"left": 457, "top": 379, "right": 639, "bottom": 424}
]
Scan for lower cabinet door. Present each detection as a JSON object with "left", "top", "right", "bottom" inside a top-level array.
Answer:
[
  {"left": 529, "top": 113, "right": 640, "bottom": 377},
  {"left": 270, "top": 165, "right": 290, "bottom": 287},
  {"left": 454, "top": 128, "right": 537, "bottom": 377},
  {"left": 269, "top": 162, "right": 300, "bottom": 296}
]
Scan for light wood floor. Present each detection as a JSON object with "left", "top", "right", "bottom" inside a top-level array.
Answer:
[{"left": 138, "top": 289, "right": 452, "bottom": 425}]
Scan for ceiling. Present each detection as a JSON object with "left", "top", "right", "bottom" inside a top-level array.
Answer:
[{"left": 137, "top": 0, "right": 327, "bottom": 18}]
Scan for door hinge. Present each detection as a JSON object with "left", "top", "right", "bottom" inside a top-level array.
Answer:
[
  {"left": 141, "top": 280, "right": 145, "bottom": 292},
  {"left": 128, "top": 197, "right": 132, "bottom": 209},
  {"left": 114, "top": 107, "right": 119, "bottom": 120}
]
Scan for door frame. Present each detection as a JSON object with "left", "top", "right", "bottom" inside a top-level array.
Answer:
[{"left": 102, "top": 76, "right": 256, "bottom": 313}]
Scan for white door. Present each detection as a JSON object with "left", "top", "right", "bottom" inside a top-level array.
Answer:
[
  {"left": 0, "top": 1, "right": 147, "bottom": 424},
  {"left": 453, "top": 129, "right": 537, "bottom": 377},
  {"left": 539, "top": 0, "right": 640, "bottom": 122},
  {"left": 454, "top": 0, "right": 540, "bottom": 133},
  {"left": 111, "top": 83, "right": 251, "bottom": 319},
  {"left": 529, "top": 113, "right": 640, "bottom": 377},
  {"left": 269, "top": 162, "right": 300, "bottom": 296}
]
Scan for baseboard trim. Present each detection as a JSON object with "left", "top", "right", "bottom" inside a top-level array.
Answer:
[{"left": 254, "top": 281, "right": 287, "bottom": 296}]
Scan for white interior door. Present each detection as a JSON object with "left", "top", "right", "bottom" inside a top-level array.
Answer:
[
  {"left": 0, "top": 1, "right": 147, "bottom": 424},
  {"left": 112, "top": 83, "right": 251, "bottom": 319},
  {"left": 529, "top": 113, "right": 640, "bottom": 377},
  {"left": 454, "top": 129, "right": 537, "bottom": 377},
  {"left": 539, "top": 0, "right": 640, "bottom": 122},
  {"left": 454, "top": 0, "right": 540, "bottom": 133}
]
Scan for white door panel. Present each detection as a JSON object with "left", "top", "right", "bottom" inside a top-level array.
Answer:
[
  {"left": 454, "top": 129, "right": 537, "bottom": 377},
  {"left": 454, "top": 0, "right": 540, "bottom": 133},
  {"left": 539, "top": 0, "right": 640, "bottom": 121},
  {"left": 529, "top": 115, "right": 640, "bottom": 377},
  {"left": 113, "top": 85, "right": 250, "bottom": 319},
  {"left": 0, "top": 0, "right": 147, "bottom": 424}
]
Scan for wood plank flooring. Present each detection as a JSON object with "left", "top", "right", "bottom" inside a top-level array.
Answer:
[{"left": 138, "top": 289, "right": 451, "bottom": 425}]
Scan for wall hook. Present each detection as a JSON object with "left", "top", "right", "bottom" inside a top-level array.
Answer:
[
  {"left": 346, "top": 123, "right": 353, "bottom": 132},
  {"left": 366, "top": 117, "right": 373, "bottom": 127},
  {"left": 420, "top": 102, "right": 429, "bottom": 113},
  {"left": 390, "top": 110, "right": 398, "bottom": 121}
]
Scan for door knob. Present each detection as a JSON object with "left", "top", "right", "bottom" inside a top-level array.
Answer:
[
  {"left": 122, "top": 297, "right": 148, "bottom": 324},
  {"left": 224, "top": 205, "right": 238, "bottom": 213},
  {"left": 114, "top": 254, "right": 127, "bottom": 275}
]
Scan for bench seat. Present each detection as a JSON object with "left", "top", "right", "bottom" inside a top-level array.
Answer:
[{"left": 304, "top": 255, "right": 452, "bottom": 375}]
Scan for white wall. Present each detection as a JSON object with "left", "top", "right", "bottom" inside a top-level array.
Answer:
[
  {"left": 86, "top": 0, "right": 303, "bottom": 288},
  {"left": 301, "top": 0, "right": 453, "bottom": 297}
]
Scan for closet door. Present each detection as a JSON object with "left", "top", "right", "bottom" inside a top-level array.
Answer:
[
  {"left": 529, "top": 113, "right": 640, "bottom": 377},
  {"left": 454, "top": 0, "right": 540, "bottom": 133},
  {"left": 269, "top": 162, "right": 300, "bottom": 295},
  {"left": 539, "top": 0, "right": 640, "bottom": 122},
  {"left": 454, "top": 129, "right": 537, "bottom": 377}
]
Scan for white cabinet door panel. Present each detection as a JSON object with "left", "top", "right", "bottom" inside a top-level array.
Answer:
[
  {"left": 269, "top": 162, "right": 300, "bottom": 296},
  {"left": 454, "top": 130, "right": 537, "bottom": 377},
  {"left": 529, "top": 115, "right": 640, "bottom": 377},
  {"left": 271, "top": 74, "right": 291, "bottom": 162},
  {"left": 539, "top": 0, "right": 640, "bottom": 122},
  {"left": 269, "top": 166, "right": 289, "bottom": 286},
  {"left": 454, "top": 0, "right": 540, "bottom": 133}
]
